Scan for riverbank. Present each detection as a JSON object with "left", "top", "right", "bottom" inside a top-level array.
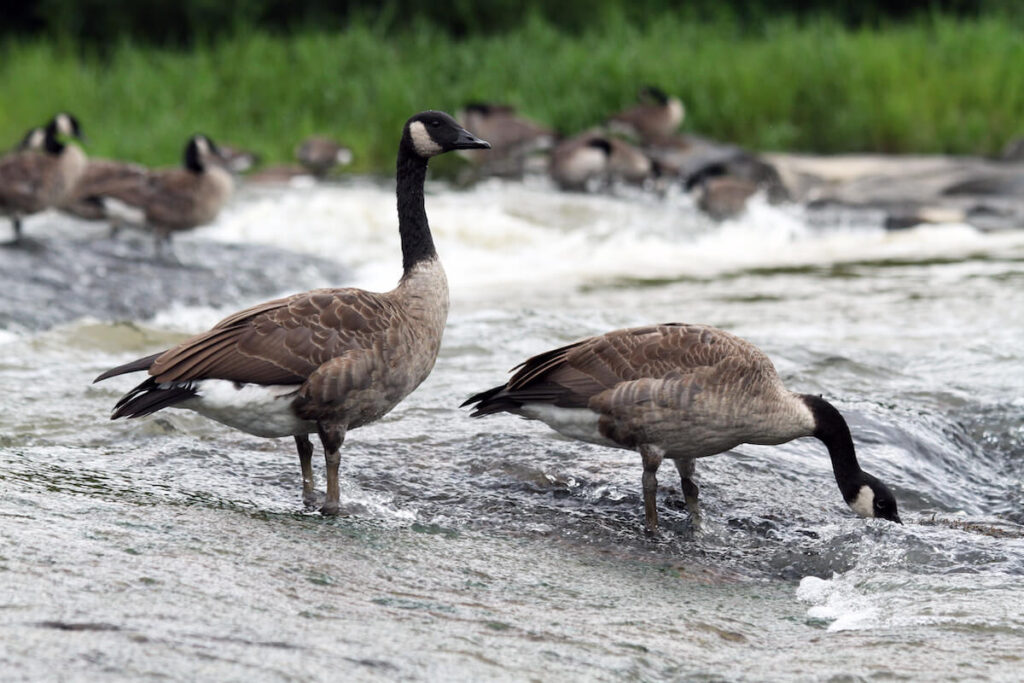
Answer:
[{"left": 3, "top": 15, "right": 1023, "bottom": 170}]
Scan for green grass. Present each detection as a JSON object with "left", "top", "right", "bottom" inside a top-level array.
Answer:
[{"left": 2, "top": 14, "right": 1023, "bottom": 172}]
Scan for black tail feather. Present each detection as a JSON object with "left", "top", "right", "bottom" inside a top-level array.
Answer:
[
  {"left": 460, "top": 384, "right": 522, "bottom": 417},
  {"left": 94, "top": 351, "right": 165, "bottom": 383},
  {"left": 111, "top": 377, "right": 196, "bottom": 419}
]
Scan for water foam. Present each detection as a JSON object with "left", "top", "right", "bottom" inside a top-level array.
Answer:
[
  {"left": 796, "top": 574, "right": 882, "bottom": 632},
  {"left": 196, "top": 180, "right": 1024, "bottom": 302}
]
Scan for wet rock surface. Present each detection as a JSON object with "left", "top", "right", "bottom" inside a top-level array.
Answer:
[
  {"left": 768, "top": 153, "right": 1024, "bottom": 230},
  {"left": 0, "top": 229, "right": 351, "bottom": 331}
]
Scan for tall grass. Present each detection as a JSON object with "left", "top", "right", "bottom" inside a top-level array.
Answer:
[{"left": 2, "top": 14, "right": 1022, "bottom": 171}]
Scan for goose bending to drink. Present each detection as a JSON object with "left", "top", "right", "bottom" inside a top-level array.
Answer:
[
  {"left": 463, "top": 323, "right": 901, "bottom": 531},
  {"left": 95, "top": 111, "right": 489, "bottom": 514}
]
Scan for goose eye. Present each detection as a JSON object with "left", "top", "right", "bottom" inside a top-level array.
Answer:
[{"left": 430, "top": 120, "right": 441, "bottom": 127}]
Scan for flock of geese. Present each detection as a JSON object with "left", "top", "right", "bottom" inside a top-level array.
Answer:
[
  {"left": 0, "top": 113, "right": 352, "bottom": 256},
  {"left": 80, "top": 110, "right": 900, "bottom": 531},
  {"left": 0, "top": 88, "right": 787, "bottom": 257}
]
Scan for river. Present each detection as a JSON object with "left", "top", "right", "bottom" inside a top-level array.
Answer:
[{"left": 1, "top": 177, "right": 1023, "bottom": 680}]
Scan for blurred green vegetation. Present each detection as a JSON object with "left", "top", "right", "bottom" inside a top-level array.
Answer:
[
  {"left": 2, "top": 12, "right": 1023, "bottom": 171},
  {"left": 9, "top": 1, "right": 1014, "bottom": 46}
]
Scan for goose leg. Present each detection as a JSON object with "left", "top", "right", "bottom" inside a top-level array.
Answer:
[
  {"left": 316, "top": 423, "right": 346, "bottom": 516},
  {"left": 639, "top": 445, "right": 664, "bottom": 533},
  {"left": 673, "top": 458, "right": 701, "bottom": 522},
  {"left": 294, "top": 434, "right": 316, "bottom": 509},
  {"left": 153, "top": 230, "right": 179, "bottom": 264},
  {"left": 11, "top": 216, "right": 22, "bottom": 244}
]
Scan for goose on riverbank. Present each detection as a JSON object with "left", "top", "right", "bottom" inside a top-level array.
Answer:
[
  {"left": 0, "top": 113, "right": 87, "bottom": 243},
  {"left": 95, "top": 111, "right": 490, "bottom": 515},
  {"left": 296, "top": 136, "right": 353, "bottom": 178},
  {"left": 463, "top": 323, "right": 901, "bottom": 531},
  {"left": 608, "top": 86, "right": 685, "bottom": 143},
  {"left": 100, "top": 134, "right": 234, "bottom": 257},
  {"left": 14, "top": 126, "right": 149, "bottom": 225},
  {"left": 456, "top": 103, "right": 553, "bottom": 175},
  {"left": 550, "top": 132, "right": 653, "bottom": 191}
]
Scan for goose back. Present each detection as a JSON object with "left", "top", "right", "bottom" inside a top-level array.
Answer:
[{"left": 469, "top": 324, "right": 815, "bottom": 459}]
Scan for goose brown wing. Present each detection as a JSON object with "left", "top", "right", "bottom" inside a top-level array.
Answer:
[
  {"left": 147, "top": 288, "right": 399, "bottom": 385},
  {"left": 139, "top": 169, "right": 200, "bottom": 226},
  {"left": 67, "top": 159, "right": 149, "bottom": 202},
  {"left": 503, "top": 323, "right": 766, "bottom": 408},
  {"left": 0, "top": 152, "right": 51, "bottom": 207}
]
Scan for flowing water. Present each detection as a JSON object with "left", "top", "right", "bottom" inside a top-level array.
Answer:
[{"left": 1, "top": 177, "right": 1023, "bottom": 681}]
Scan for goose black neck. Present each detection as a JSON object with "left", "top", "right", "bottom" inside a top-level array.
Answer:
[
  {"left": 802, "top": 394, "right": 864, "bottom": 503},
  {"left": 396, "top": 141, "right": 436, "bottom": 274},
  {"left": 43, "top": 125, "right": 65, "bottom": 155}
]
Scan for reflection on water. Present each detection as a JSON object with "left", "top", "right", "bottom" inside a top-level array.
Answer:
[{"left": 1, "top": 180, "right": 1023, "bottom": 679}]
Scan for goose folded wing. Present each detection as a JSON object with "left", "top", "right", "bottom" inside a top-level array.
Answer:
[
  {"left": 503, "top": 324, "right": 759, "bottom": 408},
  {"left": 148, "top": 289, "right": 397, "bottom": 386},
  {"left": 0, "top": 154, "right": 49, "bottom": 202},
  {"left": 68, "top": 160, "right": 150, "bottom": 203}
]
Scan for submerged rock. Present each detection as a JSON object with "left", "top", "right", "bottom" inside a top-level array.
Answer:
[{"left": 0, "top": 231, "right": 351, "bottom": 331}]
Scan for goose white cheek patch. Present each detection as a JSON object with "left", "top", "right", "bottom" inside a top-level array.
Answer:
[
  {"left": 849, "top": 485, "right": 875, "bottom": 518},
  {"left": 409, "top": 121, "right": 443, "bottom": 157}
]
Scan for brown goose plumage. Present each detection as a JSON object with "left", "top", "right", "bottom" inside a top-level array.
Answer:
[
  {"left": 550, "top": 132, "right": 653, "bottom": 191},
  {"left": 456, "top": 103, "right": 553, "bottom": 173},
  {"left": 0, "top": 113, "right": 87, "bottom": 242},
  {"left": 608, "top": 86, "right": 685, "bottom": 143},
  {"left": 59, "top": 158, "right": 150, "bottom": 222},
  {"left": 295, "top": 136, "right": 352, "bottom": 178},
  {"left": 100, "top": 134, "right": 233, "bottom": 255},
  {"left": 464, "top": 324, "right": 901, "bottom": 530},
  {"left": 95, "top": 111, "right": 489, "bottom": 515}
]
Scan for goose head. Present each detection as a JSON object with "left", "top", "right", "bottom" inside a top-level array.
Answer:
[
  {"left": 403, "top": 111, "right": 490, "bottom": 159},
  {"left": 47, "top": 112, "right": 85, "bottom": 141},
  {"left": 183, "top": 134, "right": 222, "bottom": 173},
  {"left": 17, "top": 127, "right": 46, "bottom": 151},
  {"left": 42, "top": 113, "right": 85, "bottom": 153},
  {"left": 847, "top": 472, "right": 902, "bottom": 524}
]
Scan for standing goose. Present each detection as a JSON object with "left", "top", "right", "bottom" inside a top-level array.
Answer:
[
  {"left": 0, "top": 113, "right": 87, "bottom": 242},
  {"left": 463, "top": 323, "right": 901, "bottom": 531},
  {"left": 94, "top": 111, "right": 489, "bottom": 515},
  {"left": 14, "top": 125, "right": 148, "bottom": 224},
  {"left": 102, "top": 134, "right": 234, "bottom": 257},
  {"left": 608, "top": 86, "right": 685, "bottom": 143},
  {"left": 456, "top": 103, "right": 554, "bottom": 175},
  {"left": 296, "top": 136, "right": 353, "bottom": 178}
]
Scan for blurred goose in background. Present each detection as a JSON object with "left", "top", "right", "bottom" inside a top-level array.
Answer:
[
  {"left": 95, "top": 111, "right": 489, "bottom": 516},
  {"left": 60, "top": 159, "right": 150, "bottom": 224},
  {"left": 99, "top": 133, "right": 234, "bottom": 258},
  {"left": 550, "top": 132, "right": 653, "bottom": 191},
  {"left": 16, "top": 125, "right": 148, "bottom": 224},
  {"left": 214, "top": 143, "right": 261, "bottom": 174},
  {"left": 694, "top": 176, "right": 760, "bottom": 221},
  {"left": 456, "top": 103, "right": 554, "bottom": 176},
  {"left": 550, "top": 134, "right": 611, "bottom": 191},
  {"left": 609, "top": 86, "right": 685, "bottom": 143},
  {"left": 463, "top": 323, "right": 902, "bottom": 532},
  {"left": 0, "top": 113, "right": 87, "bottom": 242},
  {"left": 295, "top": 136, "right": 353, "bottom": 178}
]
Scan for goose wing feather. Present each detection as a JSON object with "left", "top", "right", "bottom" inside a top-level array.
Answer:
[
  {"left": 480, "top": 323, "right": 775, "bottom": 410},
  {"left": 0, "top": 152, "right": 53, "bottom": 208},
  {"left": 147, "top": 288, "right": 401, "bottom": 386},
  {"left": 67, "top": 159, "right": 149, "bottom": 202}
]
